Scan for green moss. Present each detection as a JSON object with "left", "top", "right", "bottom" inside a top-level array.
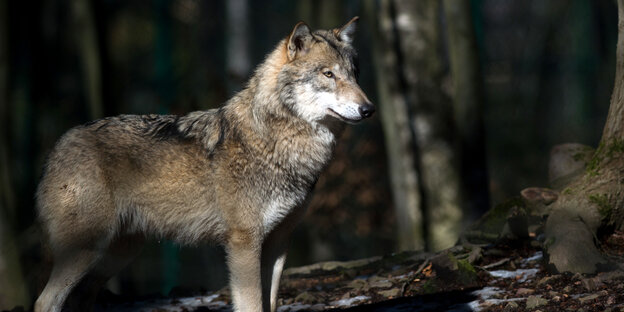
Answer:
[
  {"left": 573, "top": 146, "right": 594, "bottom": 161},
  {"left": 457, "top": 259, "right": 478, "bottom": 285},
  {"left": 586, "top": 139, "right": 624, "bottom": 176},
  {"left": 588, "top": 193, "right": 612, "bottom": 219},
  {"left": 562, "top": 187, "right": 574, "bottom": 195},
  {"left": 478, "top": 197, "right": 524, "bottom": 233},
  {"left": 422, "top": 280, "right": 437, "bottom": 294}
]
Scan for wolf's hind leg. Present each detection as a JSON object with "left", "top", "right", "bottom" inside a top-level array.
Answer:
[
  {"left": 34, "top": 248, "right": 102, "bottom": 312},
  {"left": 64, "top": 234, "right": 144, "bottom": 311}
]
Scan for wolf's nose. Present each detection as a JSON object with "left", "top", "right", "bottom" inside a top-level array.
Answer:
[{"left": 358, "top": 103, "right": 375, "bottom": 118}]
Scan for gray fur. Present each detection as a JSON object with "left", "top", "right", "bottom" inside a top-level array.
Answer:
[{"left": 35, "top": 17, "right": 373, "bottom": 312}]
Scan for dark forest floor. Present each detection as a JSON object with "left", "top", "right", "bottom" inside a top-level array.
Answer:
[{"left": 81, "top": 230, "right": 624, "bottom": 312}]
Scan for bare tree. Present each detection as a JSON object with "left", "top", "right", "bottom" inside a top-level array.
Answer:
[
  {"left": 543, "top": 0, "right": 624, "bottom": 274},
  {"left": 442, "top": 0, "right": 490, "bottom": 222},
  {"left": 0, "top": 1, "right": 30, "bottom": 308},
  {"left": 369, "top": 0, "right": 463, "bottom": 251},
  {"left": 72, "top": 0, "right": 103, "bottom": 120},
  {"left": 226, "top": 0, "right": 251, "bottom": 93},
  {"left": 368, "top": 0, "right": 425, "bottom": 251}
]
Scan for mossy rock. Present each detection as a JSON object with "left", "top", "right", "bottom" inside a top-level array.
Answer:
[{"left": 464, "top": 197, "right": 525, "bottom": 243}]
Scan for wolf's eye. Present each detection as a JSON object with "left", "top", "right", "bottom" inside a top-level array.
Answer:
[{"left": 323, "top": 71, "right": 334, "bottom": 78}]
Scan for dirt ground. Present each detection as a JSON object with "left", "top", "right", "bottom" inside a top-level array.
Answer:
[{"left": 80, "top": 230, "right": 624, "bottom": 312}]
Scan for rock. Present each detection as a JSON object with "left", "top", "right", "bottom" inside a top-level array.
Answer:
[
  {"left": 581, "top": 277, "right": 604, "bottom": 291},
  {"left": 521, "top": 187, "right": 559, "bottom": 206},
  {"left": 465, "top": 197, "right": 524, "bottom": 244},
  {"left": 596, "top": 270, "right": 624, "bottom": 283},
  {"left": 577, "top": 293, "right": 601, "bottom": 304},
  {"left": 294, "top": 291, "right": 318, "bottom": 304},
  {"left": 377, "top": 288, "right": 400, "bottom": 298},
  {"left": 548, "top": 143, "right": 594, "bottom": 189},
  {"left": 503, "top": 301, "right": 519, "bottom": 311},
  {"left": 320, "top": 261, "right": 343, "bottom": 271},
  {"left": 516, "top": 288, "right": 535, "bottom": 296},
  {"left": 431, "top": 253, "right": 457, "bottom": 271},
  {"left": 507, "top": 212, "right": 529, "bottom": 238},
  {"left": 283, "top": 256, "right": 382, "bottom": 276},
  {"left": 430, "top": 253, "right": 478, "bottom": 287},
  {"left": 526, "top": 295, "right": 548, "bottom": 309},
  {"left": 547, "top": 291, "right": 559, "bottom": 297},
  {"left": 346, "top": 279, "right": 368, "bottom": 291},
  {"left": 467, "top": 246, "right": 482, "bottom": 263},
  {"left": 537, "top": 275, "right": 560, "bottom": 286},
  {"left": 368, "top": 276, "right": 392, "bottom": 289}
]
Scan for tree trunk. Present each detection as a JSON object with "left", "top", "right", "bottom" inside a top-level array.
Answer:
[
  {"left": 392, "top": 0, "right": 463, "bottom": 251},
  {"left": 442, "top": 0, "right": 490, "bottom": 221},
  {"left": 367, "top": 0, "right": 425, "bottom": 251},
  {"left": 72, "top": 0, "right": 103, "bottom": 120},
  {"left": 226, "top": 0, "right": 251, "bottom": 94},
  {"left": 0, "top": 1, "right": 30, "bottom": 308},
  {"left": 544, "top": 0, "right": 624, "bottom": 273},
  {"left": 368, "top": 0, "right": 463, "bottom": 251}
]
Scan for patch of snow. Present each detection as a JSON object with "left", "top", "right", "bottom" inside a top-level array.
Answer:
[
  {"left": 277, "top": 303, "right": 315, "bottom": 312},
  {"left": 469, "top": 297, "right": 525, "bottom": 311},
  {"left": 521, "top": 251, "right": 543, "bottom": 267},
  {"left": 393, "top": 273, "right": 410, "bottom": 280},
  {"left": 329, "top": 295, "right": 370, "bottom": 307},
  {"left": 571, "top": 293, "right": 591, "bottom": 299},
  {"left": 471, "top": 286, "right": 503, "bottom": 297},
  {"left": 489, "top": 268, "right": 539, "bottom": 283},
  {"left": 97, "top": 293, "right": 230, "bottom": 312},
  {"left": 468, "top": 287, "right": 525, "bottom": 311}
]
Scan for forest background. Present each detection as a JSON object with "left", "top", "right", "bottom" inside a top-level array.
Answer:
[{"left": 0, "top": 0, "right": 618, "bottom": 308}]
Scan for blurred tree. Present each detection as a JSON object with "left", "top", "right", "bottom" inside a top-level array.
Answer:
[
  {"left": 153, "top": 0, "right": 180, "bottom": 295},
  {"left": 0, "top": 210, "right": 28, "bottom": 311},
  {"left": 317, "top": 0, "right": 342, "bottom": 29},
  {"left": 443, "top": 0, "right": 490, "bottom": 221},
  {"left": 296, "top": 0, "right": 344, "bottom": 30},
  {"left": 544, "top": 0, "right": 624, "bottom": 274},
  {"left": 0, "top": 0, "right": 30, "bottom": 308},
  {"left": 367, "top": 0, "right": 425, "bottom": 251},
  {"left": 369, "top": 0, "right": 463, "bottom": 251},
  {"left": 72, "top": 0, "right": 103, "bottom": 120},
  {"left": 226, "top": 0, "right": 251, "bottom": 93}
]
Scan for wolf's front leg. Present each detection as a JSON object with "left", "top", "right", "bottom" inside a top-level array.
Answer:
[{"left": 226, "top": 230, "right": 263, "bottom": 312}]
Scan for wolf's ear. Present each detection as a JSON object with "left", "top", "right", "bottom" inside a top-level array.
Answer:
[
  {"left": 335, "top": 16, "right": 359, "bottom": 44},
  {"left": 287, "top": 22, "right": 313, "bottom": 61}
]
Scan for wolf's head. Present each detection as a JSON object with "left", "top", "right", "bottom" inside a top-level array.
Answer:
[{"left": 277, "top": 17, "right": 375, "bottom": 125}]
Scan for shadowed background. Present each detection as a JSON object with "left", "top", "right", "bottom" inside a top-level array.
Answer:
[{"left": 0, "top": 0, "right": 617, "bottom": 308}]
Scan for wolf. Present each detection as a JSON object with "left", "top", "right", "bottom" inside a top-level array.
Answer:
[{"left": 34, "top": 17, "right": 374, "bottom": 312}]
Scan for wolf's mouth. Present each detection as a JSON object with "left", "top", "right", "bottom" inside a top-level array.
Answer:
[{"left": 327, "top": 108, "right": 363, "bottom": 123}]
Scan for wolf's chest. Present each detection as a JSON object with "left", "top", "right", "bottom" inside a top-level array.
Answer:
[
  {"left": 258, "top": 145, "right": 332, "bottom": 232},
  {"left": 260, "top": 190, "right": 308, "bottom": 232}
]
